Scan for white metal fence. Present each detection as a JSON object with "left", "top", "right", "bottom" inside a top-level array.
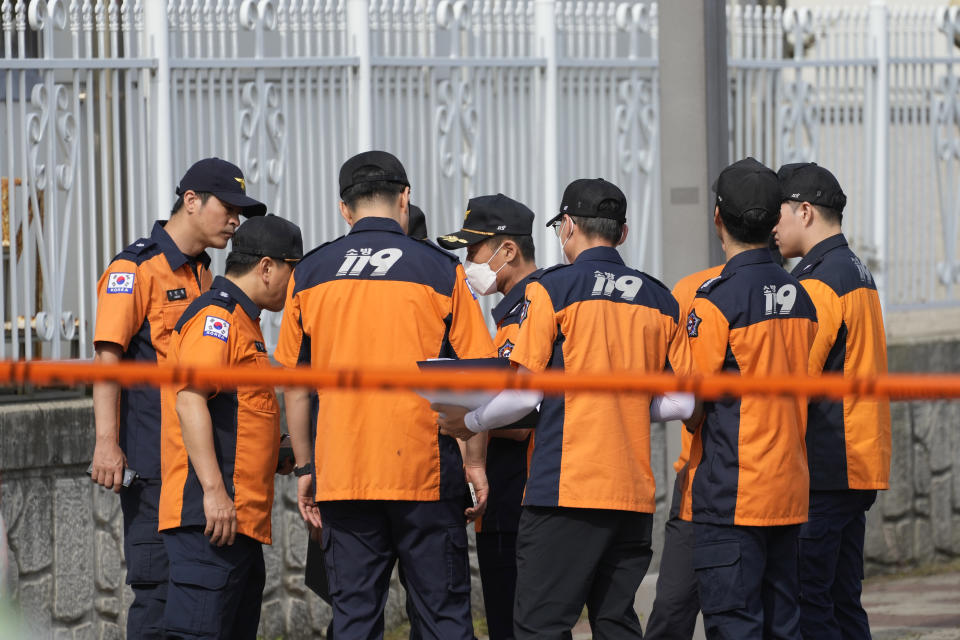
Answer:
[
  {"left": 728, "top": 2, "right": 960, "bottom": 311},
  {"left": 0, "top": 0, "right": 659, "bottom": 360},
  {"left": 1, "top": 0, "right": 959, "bottom": 362}
]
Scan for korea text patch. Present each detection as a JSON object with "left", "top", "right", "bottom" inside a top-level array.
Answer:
[
  {"left": 203, "top": 316, "right": 231, "bottom": 342},
  {"left": 106, "top": 272, "right": 135, "bottom": 294}
]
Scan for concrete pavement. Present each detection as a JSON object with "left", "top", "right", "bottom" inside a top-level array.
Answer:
[{"left": 561, "top": 569, "right": 960, "bottom": 640}]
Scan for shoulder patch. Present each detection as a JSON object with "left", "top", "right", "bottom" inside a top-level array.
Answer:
[
  {"left": 796, "top": 255, "right": 825, "bottom": 278},
  {"left": 106, "top": 272, "right": 135, "bottom": 294},
  {"left": 497, "top": 339, "right": 515, "bottom": 359},
  {"left": 420, "top": 238, "right": 459, "bottom": 262},
  {"left": 298, "top": 237, "right": 339, "bottom": 262},
  {"left": 529, "top": 263, "right": 570, "bottom": 281},
  {"left": 697, "top": 273, "right": 730, "bottom": 294},
  {"left": 203, "top": 316, "right": 231, "bottom": 342},
  {"left": 643, "top": 273, "right": 671, "bottom": 292},
  {"left": 518, "top": 297, "right": 532, "bottom": 326},
  {"left": 686, "top": 309, "right": 702, "bottom": 337},
  {"left": 121, "top": 237, "right": 156, "bottom": 257},
  {"left": 464, "top": 275, "right": 479, "bottom": 299}
]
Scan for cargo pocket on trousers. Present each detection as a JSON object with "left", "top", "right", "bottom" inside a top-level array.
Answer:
[
  {"left": 798, "top": 518, "right": 833, "bottom": 586},
  {"left": 166, "top": 562, "right": 230, "bottom": 634},
  {"left": 445, "top": 525, "right": 471, "bottom": 594},
  {"left": 125, "top": 523, "right": 169, "bottom": 586},
  {"left": 692, "top": 541, "right": 745, "bottom": 614}
]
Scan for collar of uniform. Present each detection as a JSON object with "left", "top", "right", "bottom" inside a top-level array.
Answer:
[
  {"left": 211, "top": 275, "right": 261, "bottom": 321},
  {"left": 723, "top": 247, "right": 774, "bottom": 274},
  {"left": 349, "top": 217, "right": 405, "bottom": 235},
  {"left": 151, "top": 221, "right": 212, "bottom": 271},
  {"left": 491, "top": 270, "right": 539, "bottom": 325},
  {"left": 791, "top": 233, "right": 848, "bottom": 277},
  {"left": 574, "top": 246, "right": 624, "bottom": 266}
]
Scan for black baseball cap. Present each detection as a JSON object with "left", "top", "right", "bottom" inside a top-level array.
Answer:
[
  {"left": 436, "top": 194, "right": 535, "bottom": 249},
  {"left": 176, "top": 157, "right": 266, "bottom": 217},
  {"left": 408, "top": 204, "right": 428, "bottom": 241},
  {"left": 712, "top": 157, "right": 781, "bottom": 219},
  {"left": 230, "top": 214, "right": 303, "bottom": 262},
  {"left": 777, "top": 162, "right": 847, "bottom": 212},
  {"left": 546, "top": 178, "right": 627, "bottom": 226},
  {"left": 339, "top": 150, "right": 410, "bottom": 197}
]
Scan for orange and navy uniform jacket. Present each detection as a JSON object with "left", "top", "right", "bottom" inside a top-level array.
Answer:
[
  {"left": 274, "top": 217, "right": 495, "bottom": 503},
  {"left": 159, "top": 276, "right": 280, "bottom": 545},
  {"left": 508, "top": 246, "right": 679, "bottom": 513},
  {"left": 477, "top": 269, "right": 542, "bottom": 534},
  {"left": 678, "top": 248, "right": 818, "bottom": 526},
  {"left": 93, "top": 221, "right": 212, "bottom": 480},
  {"left": 669, "top": 265, "right": 724, "bottom": 475},
  {"left": 792, "top": 234, "right": 891, "bottom": 491}
]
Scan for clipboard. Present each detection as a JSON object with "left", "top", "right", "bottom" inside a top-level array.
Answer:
[{"left": 416, "top": 358, "right": 539, "bottom": 429}]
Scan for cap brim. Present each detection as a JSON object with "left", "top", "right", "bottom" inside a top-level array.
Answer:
[
  {"left": 544, "top": 212, "right": 563, "bottom": 227},
  {"left": 435, "top": 229, "right": 494, "bottom": 249},
  {"left": 215, "top": 192, "right": 267, "bottom": 217}
]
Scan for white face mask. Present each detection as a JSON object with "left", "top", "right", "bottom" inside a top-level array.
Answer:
[
  {"left": 557, "top": 218, "right": 573, "bottom": 265},
  {"left": 464, "top": 243, "right": 505, "bottom": 296}
]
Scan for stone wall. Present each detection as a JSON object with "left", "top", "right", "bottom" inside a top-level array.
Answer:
[
  {"left": 864, "top": 340, "right": 960, "bottom": 574},
  {"left": 0, "top": 399, "right": 481, "bottom": 639},
  {"left": 0, "top": 338, "right": 956, "bottom": 637}
]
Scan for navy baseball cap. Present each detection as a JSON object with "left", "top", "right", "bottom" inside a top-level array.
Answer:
[
  {"left": 408, "top": 204, "right": 428, "bottom": 241},
  {"left": 437, "top": 194, "right": 535, "bottom": 249},
  {"left": 712, "top": 157, "right": 781, "bottom": 219},
  {"left": 230, "top": 214, "right": 303, "bottom": 262},
  {"left": 176, "top": 157, "right": 266, "bottom": 217},
  {"left": 339, "top": 150, "right": 410, "bottom": 197},
  {"left": 546, "top": 178, "right": 627, "bottom": 226},
  {"left": 777, "top": 162, "right": 847, "bottom": 212}
]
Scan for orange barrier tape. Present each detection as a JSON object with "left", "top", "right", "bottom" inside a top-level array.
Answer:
[{"left": 1, "top": 359, "right": 960, "bottom": 401}]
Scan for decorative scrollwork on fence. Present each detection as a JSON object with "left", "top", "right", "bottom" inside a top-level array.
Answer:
[
  {"left": 615, "top": 76, "right": 657, "bottom": 176},
  {"left": 932, "top": 71, "right": 960, "bottom": 286},
  {"left": 435, "top": 73, "right": 478, "bottom": 180},
  {"left": 27, "top": 0, "right": 67, "bottom": 32},
  {"left": 779, "top": 79, "right": 819, "bottom": 164},
  {"left": 24, "top": 78, "right": 81, "bottom": 344},
  {"left": 264, "top": 82, "right": 286, "bottom": 187},
  {"left": 239, "top": 81, "right": 264, "bottom": 183}
]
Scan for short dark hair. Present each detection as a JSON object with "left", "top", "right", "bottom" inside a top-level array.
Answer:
[
  {"left": 170, "top": 191, "right": 213, "bottom": 216},
  {"left": 340, "top": 166, "right": 407, "bottom": 210},
  {"left": 488, "top": 234, "right": 535, "bottom": 263},
  {"left": 814, "top": 204, "right": 842, "bottom": 225},
  {"left": 224, "top": 252, "right": 263, "bottom": 277},
  {"left": 717, "top": 200, "right": 779, "bottom": 245},
  {"left": 571, "top": 215, "right": 624, "bottom": 245}
]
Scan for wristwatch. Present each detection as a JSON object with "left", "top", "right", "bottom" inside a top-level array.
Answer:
[{"left": 293, "top": 463, "right": 313, "bottom": 477}]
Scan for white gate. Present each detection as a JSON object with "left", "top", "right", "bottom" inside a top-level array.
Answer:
[
  {"left": 0, "top": 0, "right": 659, "bottom": 360},
  {"left": 727, "top": 2, "right": 960, "bottom": 311}
]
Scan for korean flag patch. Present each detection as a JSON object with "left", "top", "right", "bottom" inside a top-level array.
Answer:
[
  {"left": 106, "top": 272, "right": 135, "bottom": 294},
  {"left": 203, "top": 316, "right": 231, "bottom": 342}
]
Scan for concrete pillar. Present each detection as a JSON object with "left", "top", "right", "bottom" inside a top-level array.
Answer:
[
  {"left": 658, "top": 0, "right": 728, "bottom": 488},
  {"left": 659, "top": 0, "right": 727, "bottom": 287}
]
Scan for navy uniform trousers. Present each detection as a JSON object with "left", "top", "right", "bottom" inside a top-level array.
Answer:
[
  {"left": 317, "top": 499, "right": 474, "bottom": 640},
  {"left": 161, "top": 526, "right": 265, "bottom": 640},
  {"left": 476, "top": 531, "right": 518, "bottom": 640},
  {"left": 306, "top": 537, "right": 424, "bottom": 640},
  {"left": 514, "top": 506, "right": 653, "bottom": 640},
  {"left": 645, "top": 474, "right": 699, "bottom": 640},
  {"left": 693, "top": 522, "right": 801, "bottom": 640},
  {"left": 120, "top": 479, "right": 168, "bottom": 640},
  {"left": 799, "top": 489, "right": 877, "bottom": 640}
]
